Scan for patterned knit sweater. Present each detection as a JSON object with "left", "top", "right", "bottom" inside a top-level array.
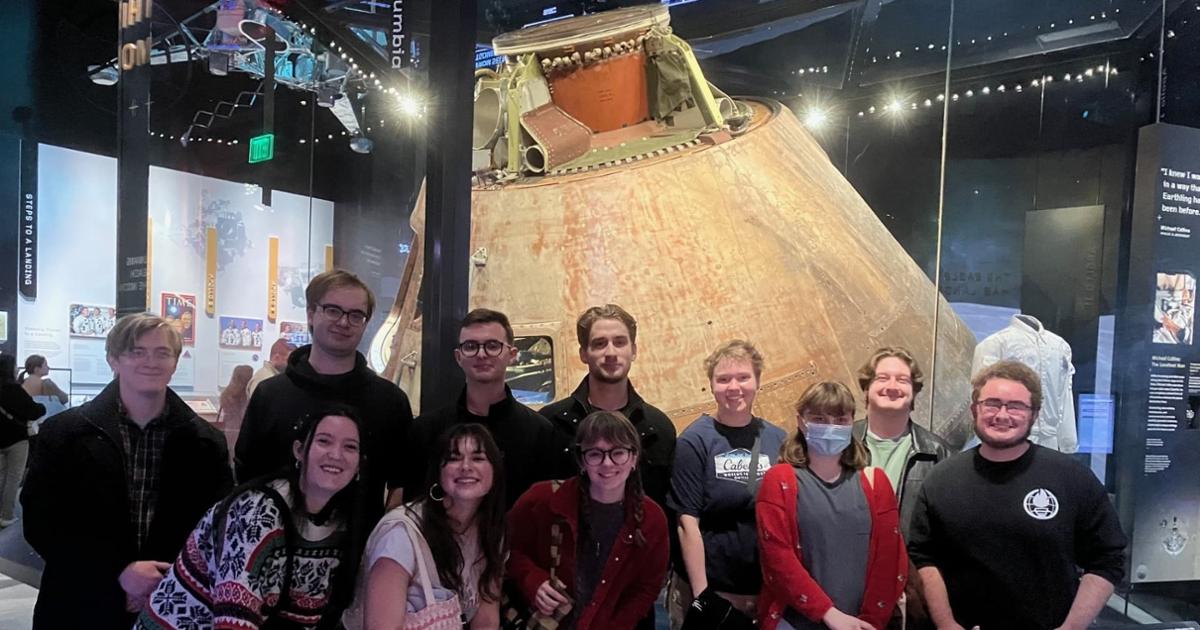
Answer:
[{"left": 135, "top": 480, "right": 345, "bottom": 630}]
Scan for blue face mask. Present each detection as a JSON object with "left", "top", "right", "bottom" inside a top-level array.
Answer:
[{"left": 806, "top": 422, "right": 853, "bottom": 457}]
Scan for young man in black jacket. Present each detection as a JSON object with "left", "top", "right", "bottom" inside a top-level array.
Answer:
[
  {"left": 404, "top": 308, "right": 556, "bottom": 507},
  {"left": 235, "top": 269, "right": 414, "bottom": 521},
  {"left": 22, "top": 314, "right": 233, "bottom": 629},
  {"left": 541, "top": 304, "right": 676, "bottom": 511}
]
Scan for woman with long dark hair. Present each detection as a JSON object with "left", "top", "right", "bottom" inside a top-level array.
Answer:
[
  {"left": 756, "top": 382, "right": 907, "bottom": 630},
  {"left": 18, "top": 354, "right": 68, "bottom": 440},
  {"left": 19, "top": 354, "right": 68, "bottom": 404},
  {"left": 507, "top": 410, "right": 668, "bottom": 630},
  {"left": 136, "top": 405, "right": 368, "bottom": 629},
  {"left": 0, "top": 354, "right": 44, "bottom": 527},
  {"left": 344, "top": 423, "right": 507, "bottom": 629}
]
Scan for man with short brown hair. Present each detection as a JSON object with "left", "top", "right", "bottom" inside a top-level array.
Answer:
[
  {"left": 235, "top": 269, "right": 414, "bottom": 518},
  {"left": 404, "top": 308, "right": 556, "bottom": 507},
  {"left": 907, "top": 361, "right": 1126, "bottom": 630},
  {"left": 542, "top": 304, "right": 676, "bottom": 507},
  {"left": 852, "top": 346, "right": 952, "bottom": 533},
  {"left": 23, "top": 314, "right": 232, "bottom": 629}
]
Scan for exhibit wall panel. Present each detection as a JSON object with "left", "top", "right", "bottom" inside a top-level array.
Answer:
[
  {"left": 18, "top": 145, "right": 119, "bottom": 391},
  {"left": 17, "top": 144, "right": 333, "bottom": 399},
  {"left": 147, "top": 168, "right": 333, "bottom": 393}
]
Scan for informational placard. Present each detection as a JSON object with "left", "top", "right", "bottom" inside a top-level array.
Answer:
[
  {"left": 170, "top": 347, "right": 195, "bottom": 389},
  {"left": 1118, "top": 123, "right": 1200, "bottom": 583}
]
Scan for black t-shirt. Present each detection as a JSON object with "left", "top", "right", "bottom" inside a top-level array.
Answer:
[
  {"left": 575, "top": 498, "right": 625, "bottom": 614},
  {"left": 667, "top": 415, "right": 788, "bottom": 594},
  {"left": 908, "top": 445, "right": 1127, "bottom": 629}
]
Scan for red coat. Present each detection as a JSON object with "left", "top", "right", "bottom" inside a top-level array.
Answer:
[
  {"left": 506, "top": 478, "right": 669, "bottom": 630},
  {"left": 756, "top": 464, "right": 908, "bottom": 630}
]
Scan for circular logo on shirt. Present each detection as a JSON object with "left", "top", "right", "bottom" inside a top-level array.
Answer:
[{"left": 1023, "top": 488, "right": 1059, "bottom": 520}]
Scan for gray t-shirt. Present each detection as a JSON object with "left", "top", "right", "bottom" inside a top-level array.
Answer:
[{"left": 782, "top": 467, "right": 870, "bottom": 629}]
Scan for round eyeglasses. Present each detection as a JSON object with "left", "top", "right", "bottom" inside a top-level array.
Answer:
[
  {"left": 580, "top": 446, "right": 634, "bottom": 467},
  {"left": 456, "top": 339, "right": 510, "bottom": 357}
]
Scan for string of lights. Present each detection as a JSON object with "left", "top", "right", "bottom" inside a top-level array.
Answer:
[{"left": 849, "top": 62, "right": 1120, "bottom": 120}]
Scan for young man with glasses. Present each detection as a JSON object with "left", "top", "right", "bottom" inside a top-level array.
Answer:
[
  {"left": 22, "top": 314, "right": 233, "bottom": 629},
  {"left": 235, "top": 269, "right": 414, "bottom": 519},
  {"left": 403, "top": 308, "right": 555, "bottom": 508},
  {"left": 907, "top": 361, "right": 1126, "bottom": 630}
]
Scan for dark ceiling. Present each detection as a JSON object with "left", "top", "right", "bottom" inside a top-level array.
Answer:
[{"left": 26, "top": 0, "right": 1193, "bottom": 201}]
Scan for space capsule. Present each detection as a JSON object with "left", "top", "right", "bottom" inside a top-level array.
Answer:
[{"left": 370, "top": 5, "right": 977, "bottom": 445}]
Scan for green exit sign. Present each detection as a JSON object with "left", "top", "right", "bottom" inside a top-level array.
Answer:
[{"left": 248, "top": 133, "right": 275, "bottom": 163}]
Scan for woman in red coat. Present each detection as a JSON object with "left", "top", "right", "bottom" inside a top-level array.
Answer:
[
  {"left": 507, "top": 410, "right": 668, "bottom": 629},
  {"left": 756, "top": 382, "right": 907, "bottom": 630}
]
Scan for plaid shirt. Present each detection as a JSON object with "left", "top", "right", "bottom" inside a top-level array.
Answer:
[{"left": 116, "top": 406, "right": 171, "bottom": 552}]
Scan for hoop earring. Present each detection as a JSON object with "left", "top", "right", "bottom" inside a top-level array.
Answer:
[
  {"left": 429, "top": 483, "right": 446, "bottom": 502},
  {"left": 294, "top": 460, "right": 301, "bottom": 470}
]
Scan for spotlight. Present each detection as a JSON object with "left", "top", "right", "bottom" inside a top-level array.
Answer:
[
  {"left": 803, "top": 108, "right": 829, "bottom": 129},
  {"left": 395, "top": 93, "right": 423, "bottom": 118}
]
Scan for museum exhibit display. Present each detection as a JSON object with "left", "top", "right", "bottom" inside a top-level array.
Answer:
[{"left": 370, "top": 5, "right": 979, "bottom": 444}]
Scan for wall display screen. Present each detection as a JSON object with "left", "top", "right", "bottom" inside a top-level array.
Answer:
[
  {"left": 17, "top": 144, "right": 334, "bottom": 398},
  {"left": 1120, "top": 123, "right": 1200, "bottom": 583}
]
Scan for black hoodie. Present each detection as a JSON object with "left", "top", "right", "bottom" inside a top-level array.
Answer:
[{"left": 234, "top": 345, "right": 414, "bottom": 521}]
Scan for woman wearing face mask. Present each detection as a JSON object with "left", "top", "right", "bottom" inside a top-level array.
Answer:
[
  {"left": 667, "top": 340, "right": 788, "bottom": 629},
  {"left": 136, "top": 406, "right": 368, "bottom": 630},
  {"left": 507, "top": 410, "right": 668, "bottom": 630},
  {"left": 756, "top": 382, "right": 907, "bottom": 630},
  {"left": 343, "top": 423, "right": 507, "bottom": 629}
]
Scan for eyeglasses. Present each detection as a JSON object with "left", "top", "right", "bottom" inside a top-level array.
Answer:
[
  {"left": 317, "top": 303, "right": 368, "bottom": 327},
  {"left": 976, "top": 398, "right": 1034, "bottom": 418},
  {"left": 122, "top": 347, "right": 176, "bottom": 362},
  {"left": 580, "top": 446, "right": 634, "bottom": 467},
  {"left": 456, "top": 339, "right": 510, "bottom": 357}
]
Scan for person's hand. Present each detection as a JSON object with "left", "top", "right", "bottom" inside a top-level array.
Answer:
[
  {"left": 821, "top": 607, "right": 876, "bottom": 630},
  {"left": 118, "top": 560, "right": 170, "bottom": 601},
  {"left": 534, "top": 579, "right": 571, "bottom": 616}
]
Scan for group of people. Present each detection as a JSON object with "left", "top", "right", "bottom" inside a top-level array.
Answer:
[{"left": 15, "top": 268, "right": 1128, "bottom": 630}]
